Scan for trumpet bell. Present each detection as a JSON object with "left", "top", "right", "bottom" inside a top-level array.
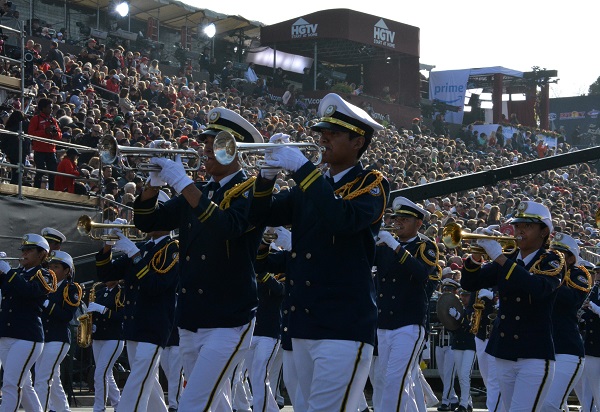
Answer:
[
  {"left": 213, "top": 131, "right": 238, "bottom": 165},
  {"left": 442, "top": 222, "right": 517, "bottom": 256},
  {"left": 442, "top": 222, "right": 462, "bottom": 249},
  {"left": 76, "top": 215, "right": 144, "bottom": 241}
]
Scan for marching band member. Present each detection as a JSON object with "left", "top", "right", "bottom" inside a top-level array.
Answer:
[
  {"left": 89, "top": 281, "right": 125, "bottom": 412},
  {"left": 469, "top": 287, "right": 503, "bottom": 412},
  {"left": 461, "top": 201, "right": 564, "bottom": 411},
  {"left": 249, "top": 93, "right": 389, "bottom": 411},
  {"left": 449, "top": 289, "right": 476, "bottom": 412},
  {"left": 373, "top": 196, "right": 439, "bottom": 412},
  {"left": 34, "top": 251, "right": 81, "bottom": 412},
  {"left": 133, "top": 107, "right": 264, "bottom": 411},
  {"left": 542, "top": 233, "right": 591, "bottom": 411},
  {"left": 576, "top": 263, "right": 600, "bottom": 411},
  {"left": 96, "top": 223, "right": 179, "bottom": 412},
  {"left": 436, "top": 278, "right": 460, "bottom": 411},
  {"left": 160, "top": 324, "right": 184, "bottom": 412},
  {"left": 0, "top": 234, "right": 57, "bottom": 412},
  {"left": 41, "top": 227, "right": 67, "bottom": 252}
]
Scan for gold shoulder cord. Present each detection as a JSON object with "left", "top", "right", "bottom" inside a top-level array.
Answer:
[
  {"left": 63, "top": 282, "right": 83, "bottom": 307},
  {"left": 220, "top": 176, "right": 257, "bottom": 210},
  {"left": 150, "top": 240, "right": 180, "bottom": 274},
  {"left": 33, "top": 269, "right": 57, "bottom": 293},
  {"left": 418, "top": 241, "right": 440, "bottom": 267},
  {"left": 335, "top": 171, "right": 386, "bottom": 223},
  {"left": 115, "top": 288, "right": 125, "bottom": 309},
  {"left": 564, "top": 266, "right": 593, "bottom": 293},
  {"left": 530, "top": 251, "right": 565, "bottom": 277}
]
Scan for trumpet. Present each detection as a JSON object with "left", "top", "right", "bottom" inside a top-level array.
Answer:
[
  {"left": 76, "top": 215, "right": 146, "bottom": 241},
  {"left": 213, "top": 131, "right": 324, "bottom": 169},
  {"left": 442, "top": 222, "right": 517, "bottom": 255},
  {"left": 98, "top": 135, "right": 203, "bottom": 172}
]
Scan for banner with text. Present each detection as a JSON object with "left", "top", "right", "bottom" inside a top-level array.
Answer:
[{"left": 429, "top": 69, "right": 470, "bottom": 125}]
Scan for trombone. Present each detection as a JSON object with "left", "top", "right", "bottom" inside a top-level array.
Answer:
[
  {"left": 442, "top": 222, "right": 517, "bottom": 255},
  {"left": 98, "top": 135, "right": 203, "bottom": 172},
  {"left": 76, "top": 215, "right": 146, "bottom": 241},
  {"left": 213, "top": 131, "right": 324, "bottom": 168}
]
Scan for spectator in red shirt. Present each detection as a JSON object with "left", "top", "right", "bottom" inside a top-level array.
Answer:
[
  {"left": 28, "top": 97, "right": 62, "bottom": 190},
  {"left": 54, "top": 148, "right": 80, "bottom": 193},
  {"left": 536, "top": 139, "right": 548, "bottom": 158}
]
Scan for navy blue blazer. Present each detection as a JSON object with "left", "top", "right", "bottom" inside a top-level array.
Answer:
[
  {"left": 42, "top": 280, "right": 81, "bottom": 343},
  {"left": 92, "top": 284, "right": 124, "bottom": 341},
  {"left": 582, "top": 283, "right": 600, "bottom": 357}
]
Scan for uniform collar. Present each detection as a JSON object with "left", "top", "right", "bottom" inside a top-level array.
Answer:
[
  {"left": 207, "top": 169, "right": 244, "bottom": 189},
  {"left": 517, "top": 248, "right": 544, "bottom": 267}
]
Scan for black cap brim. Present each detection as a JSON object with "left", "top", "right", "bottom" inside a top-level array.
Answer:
[
  {"left": 311, "top": 121, "right": 351, "bottom": 134},
  {"left": 510, "top": 217, "right": 544, "bottom": 225}
]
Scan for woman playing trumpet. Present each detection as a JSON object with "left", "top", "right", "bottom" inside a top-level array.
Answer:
[{"left": 460, "top": 201, "right": 564, "bottom": 411}]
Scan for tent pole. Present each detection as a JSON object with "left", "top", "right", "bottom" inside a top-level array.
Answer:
[{"left": 313, "top": 41, "right": 317, "bottom": 91}]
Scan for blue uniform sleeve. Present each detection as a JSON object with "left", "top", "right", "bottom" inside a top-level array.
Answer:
[
  {"left": 498, "top": 252, "right": 563, "bottom": 299},
  {"left": 136, "top": 240, "right": 179, "bottom": 296},
  {"left": 45, "top": 283, "right": 80, "bottom": 322},
  {"left": 2, "top": 268, "right": 54, "bottom": 298}
]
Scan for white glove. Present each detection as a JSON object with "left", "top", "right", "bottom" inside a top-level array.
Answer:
[
  {"left": 475, "top": 225, "right": 501, "bottom": 236},
  {"left": 43, "top": 299, "right": 50, "bottom": 308},
  {"left": 260, "top": 167, "right": 280, "bottom": 180},
  {"left": 111, "top": 230, "right": 140, "bottom": 258},
  {"left": 146, "top": 173, "right": 166, "bottom": 188},
  {"left": 264, "top": 146, "right": 308, "bottom": 172},
  {"left": 151, "top": 156, "right": 193, "bottom": 193},
  {"left": 478, "top": 289, "right": 494, "bottom": 300},
  {"left": 0, "top": 260, "right": 10, "bottom": 274},
  {"left": 589, "top": 301, "right": 600, "bottom": 316},
  {"left": 476, "top": 238, "right": 503, "bottom": 261},
  {"left": 272, "top": 226, "right": 292, "bottom": 251},
  {"left": 87, "top": 302, "right": 107, "bottom": 314},
  {"left": 0, "top": 251, "right": 6, "bottom": 258},
  {"left": 269, "top": 133, "right": 291, "bottom": 144},
  {"left": 376, "top": 231, "right": 401, "bottom": 250},
  {"left": 449, "top": 307, "right": 461, "bottom": 320}
]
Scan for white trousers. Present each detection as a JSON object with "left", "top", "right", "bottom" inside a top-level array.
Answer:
[
  {"left": 579, "top": 355, "right": 600, "bottom": 412},
  {"left": 178, "top": 320, "right": 254, "bottom": 412},
  {"left": 0, "top": 338, "right": 43, "bottom": 412},
  {"left": 475, "top": 337, "right": 504, "bottom": 412},
  {"left": 369, "top": 354, "right": 381, "bottom": 411},
  {"left": 376, "top": 325, "right": 425, "bottom": 412},
  {"left": 246, "top": 336, "right": 281, "bottom": 412},
  {"left": 92, "top": 339, "right": 124, "bottom": 412},
  {"left": 495, "top": 357, "right": 555, "bottom": 412},
  {"left": 34, "top": 341, "right": 71, "bottom": 411},
  {"left": 118, "top": 341, "right": 166, "bottom": 412},
  {"left": 452, "top": 349, "right": 475, "bottom": 409},
  {"left": 231, "top": 359, "right": 251, "bottom": 412},
  {"left": 292, "top": 338, "right": 373, "bottom": 412},
  {"left": 283, "top": 349, "right": 307, "bottom": 412},
  {"left": 269, "top": 347, "right": 285, "bottom": 407},
  {"left": 435, "top": 345, "right": 458, "bottom": 405},
  {"left": 159, "top": 345, "right": 184, "bottom": 410},
  {"left": 541, "top": 353, "right": 583, "bottom": 411}
]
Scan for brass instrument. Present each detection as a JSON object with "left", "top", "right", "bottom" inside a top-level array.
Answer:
[
  {"left": 98, "top": 135, "right": 203, "bottom": 172},
  {"left": 77, "top": 282, "right": 103, "bottom": 348},
  {"left": 486, "top": 313, "right": 498, "bottom": 339},
  {"left": 442, "top": 222, "right": 518, "bottom": 256},
  {"left": 212, "top": 131, "right": 324, "bottom": 169},
  {"left": 76, "top": 215, "right": 146, "bottom": 241},
  {"left": 469, "top": 291, "right": 485, "bottom": 334}
]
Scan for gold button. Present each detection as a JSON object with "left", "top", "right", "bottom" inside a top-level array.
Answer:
[
  {"left": 306, "top": 253, "right": 311, "bottom": 259},
  {"left": 500, "top": 315, "right": 505, "bottom": 319},
  {"left": 188, "top": 223, "right": 192, "bottom": 229},
  {"left": 201, "top": 255, "right": 206, "bottom": 260},
  {"left": 378, "top": 309, "right": 382, "bottom": 313},
  {"left": 305, "top": 281, "right": 311, "bottom": 286},
  {"left": 379, "top": 294, "right": 383, "bottom": 297},
  {"left": 290, "top": 280, "right": 294, "bottom": 286},
  {"left": 7, "top": 323, "right": 10, "bottom": 326},
  {"left": 181, "top": 288, "right": 187, "bottom": 293},
  {"left": 305, "top": 308, "right": 309, "bottom": 313},
  {"left": 198, "top": 289, "right": 203, "bottom": 294},
  {"left": 186, "top": 256, "right": 190, "bottom": 261},
  {"left": 392, "top": 295, "right": 396, "bottom": 299},
  {"left": 500, "top": 332, "right": 505, "bottom": 337},
  {"left": 291, "top": 306, "right": 296, "bottom": 311},
  {"left": 126, "top": 300, "right": 130, "bottom": 305},
  {"left": 8, "top": 309, "right": 11, "bottom": 313},
  {"left": 516, "top": 297, "right": 521, "bottom": 302},
  {"left": 130, "top": 285, "right": 134, "bottom": 289},
  {"left": 291, "top": 252, "right": 297, "bottom": 258},
  {"left": 382, "top": 278, "right": 386, "bottom": 282},
  {"left": 389, "top": 311, "right": 394, "bottom": 315},
  {"left": 283, "top": 310, "right": 288, "bottom": 314},
  {"left": 392, "top": 279, "right": 396, "bottom": 282},
  {"left": 124, "top": 316, "right": 127, "bottom": 320},
  {"left": 283, "top": 327, "right": 288, "bottom": 332},
  {"left": 515, "top": 316, "right": 520, "bottom": 320},
  {"left": 514, "top": 335, "right": 519, "bottom": 339}
]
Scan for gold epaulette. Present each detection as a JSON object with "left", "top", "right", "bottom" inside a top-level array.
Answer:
[
  {"left": 419, "top": 241, "right": 439, "bottom": 267},
  {"left": 530, "top": 251, "right": 565, "bottom": 277},
  {"left": 335, "top": 170, "right": 386, "bottom": 223},
  {"left": 220, "top": 176, "right": 257, "bottom": 210},
  {"left": 430, "top": 265, "right": 443, "bottom": 281},
  {"left": 150, "top": 240, "right": 179, "bottom": 275},
  {"left": 31, "top": 269, "right": 57, "bottom": 293},
  {"left": 64, "top": 282, "right": 83, "bottom": 307},
  {"left": 115, "top": 288, "right": 125, "bottom": 309},
  {"left": 564, "top": 265, "right": 593, "bottom": 293}
]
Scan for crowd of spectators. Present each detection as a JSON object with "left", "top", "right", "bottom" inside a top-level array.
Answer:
[{"left": 0, "top": 37, "right": 599, "bottom": 268}]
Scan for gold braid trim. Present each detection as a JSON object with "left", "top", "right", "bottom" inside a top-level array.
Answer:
[
  {"left": 430, "top": 264, "right": 443, "bottom": 281},
  {"left": 32, "top": 269, "right": 57, "bottom": 293},
  {"left": 220, "top": 177, "right": 257, "bottom": 210},
  {"left": 63, "top": 282, "right": 82, "bottom": 307},
  {"left": 530, "top": 251, "right": 565, "bottom": 277},
  {"left": 564, "top": 266, "right": 593, "bottom": 293},
  {"left": 150, "top": 240, "right": 179, "bottom": 275},
  {"left": 419, "top": 242, "right": 439, "bottom": 267},
  {"left": 334, "top": 171, "right": 385, "bottom": 223},
  {"left": 115, "top": 288, "right": 125, "bottom": 309}
]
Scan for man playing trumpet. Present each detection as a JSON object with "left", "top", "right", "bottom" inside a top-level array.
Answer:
[{"left": 460, "top": 201, "right": 564, "bottom": 411}]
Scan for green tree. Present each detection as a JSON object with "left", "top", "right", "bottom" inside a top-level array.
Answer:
[{"left": 589, "top": 76, "right": 600, "bottom": 95}]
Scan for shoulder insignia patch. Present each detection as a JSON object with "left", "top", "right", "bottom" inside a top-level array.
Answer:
[
  {"left": 428, "top": 249, "right": 436, "bottom": 258},
  {"left": 578, "top": 275, "right": 588, "bottom": 284},
  {"left": 243, "top": 190, "right": 249, "bottom": 198},
  {"left": 173, "top": 252, "right": 179, "bottom": 260},
  {"left": 549, "top": 260, "right": 560, "bottom": 268},
  {"left": 370, "top": 186, "right": 380, "bottom": 195}
]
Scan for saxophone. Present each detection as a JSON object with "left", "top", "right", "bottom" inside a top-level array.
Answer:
[
  {"left": 469, "top": 290, "right": 485, "bottom": 335},
  {"left": 77, "top": 282, "right": 103, "bottom": 348}
]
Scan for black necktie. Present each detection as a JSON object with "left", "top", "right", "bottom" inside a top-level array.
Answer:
[
  {"left": 516, "top": 259, "right": 525, "bottom": 267},
  {"left": 143, "top": 241, "right": 154, "bottom": 257}
]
